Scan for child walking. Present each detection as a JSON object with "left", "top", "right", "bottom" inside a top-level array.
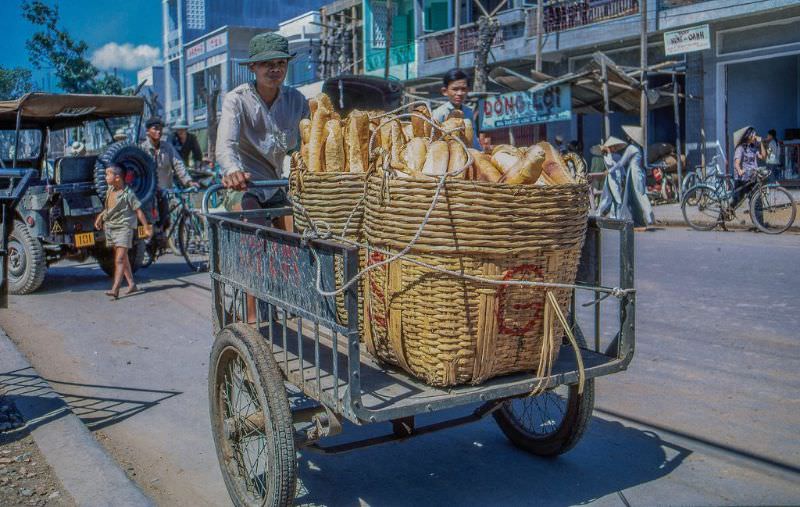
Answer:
[{"left": 94, "top": 165, "right": 152, "bottom": 298}]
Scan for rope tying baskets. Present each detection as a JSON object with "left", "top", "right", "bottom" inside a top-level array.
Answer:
[
  {"left": 363, "top": 175, "right": 590, "bottom": 387},
  {"left": 289, "top": 153, "right": 367, "bottom": 328}
]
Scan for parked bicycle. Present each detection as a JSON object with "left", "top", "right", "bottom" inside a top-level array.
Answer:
[
  {"left": 142, "top": 186, "right": 209, "bottom": 272},
  {"left": 681, "top": 167, "right": 796, "bottom": 234},
  {"left": 681, "top": 156, "right": 733, "bottom": 203}
]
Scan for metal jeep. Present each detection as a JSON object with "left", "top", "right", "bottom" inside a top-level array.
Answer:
[{"left": 0, "top": 93, "right": 158, "bottom": 294}]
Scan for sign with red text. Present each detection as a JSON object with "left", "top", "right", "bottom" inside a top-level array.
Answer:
[{"left": 479, "top": 85, "right": 571, "bottom": 131}]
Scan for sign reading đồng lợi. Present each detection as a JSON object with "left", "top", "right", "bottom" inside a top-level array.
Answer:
[{"left": 479, "top": 85, "right": 571, "bottom": 131}]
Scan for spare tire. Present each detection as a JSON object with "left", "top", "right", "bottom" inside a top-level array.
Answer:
[{"left": 95, "top": 142, "right": 157, "bottom": 205}]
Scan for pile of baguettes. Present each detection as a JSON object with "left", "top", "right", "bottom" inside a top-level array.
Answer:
[{"left": 297, "top": 92, "right": 575, "bottom": 186}]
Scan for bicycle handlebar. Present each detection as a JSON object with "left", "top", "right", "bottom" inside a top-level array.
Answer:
[{"left": 201, "top": 179, "right": 289, "bottom": 214}]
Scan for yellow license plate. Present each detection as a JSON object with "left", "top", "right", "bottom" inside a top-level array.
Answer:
[
  {"left": 137, "top": 225, "right": 147, "bottom": 238},
  {"left": 75, "top": 232, "right": 95, "bottom": 248}
]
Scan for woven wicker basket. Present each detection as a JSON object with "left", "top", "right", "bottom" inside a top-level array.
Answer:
[
  {"left": 363, "top": 175, "right": 589, "bottom": 387},
  {"left": 289, "top": 155, "right": 367, "bottom": 328}
]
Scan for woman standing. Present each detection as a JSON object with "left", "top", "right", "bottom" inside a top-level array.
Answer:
[
  {"left": 595, "top": 136, "right": 627, "bottom": 219},
  {"left": 732, "top": 126, "right": 766, "bottom": 223},
  {"left": 619, "top": 125, "right": 655, "bottom": 228}
]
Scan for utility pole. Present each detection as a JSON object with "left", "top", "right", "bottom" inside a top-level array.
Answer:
[
  {"left": 384, "top": 0, "right": 393, "bottom": 79},
  {"left": 455, "top": 0, "right": 461, "bottom": 68},
  {"left": 640, "top": 0, "right": 648, "bottom": 164},
  {"left": 535, "top": 0, "right": 543, "bottom": 72}
]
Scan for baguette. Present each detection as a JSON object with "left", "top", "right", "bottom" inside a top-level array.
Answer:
[
  {"left": 464, "top": 119, "right": 474, "bottom": 146},
  {"left": 323, "top": 119, "right": 345, "bottom": 172},
  {"left": 422, "top": 140, "right": 449, "bottom": 176},
  {"left": 491, "top": 151, "right": 520, "bottom": 174},
  {"left": 346, "top": 110, "right": 370, "bottom": 173},
  {"left": 402, "top": 122, "right": 414, "bottom": 141},
  {"left": 299, "top": 118, "right": 312, "bottom": 144},
  {"left": 308, "top": 98, "right": 318, "bottom": 117},
  {"left": 537, "top": 141, "right": 574, "bottom": 184},
  {"left": 446, "top": 109, "right": 464, "bottom": 120},
  {"left": 390, "top": 121, "right": 407, "bottom": 170},
  {"left": 308, "top": 106, "right": 331, "bottom": 173},
  {"left": 492, "top": 144, "right": 521, "bottom": 157},
  {"left": 315, "top": 92, "right": 334, "bottom": 113},
  {"left": 402, "top": 138, "right": 428, "bottom": 174},
  {"left": 468, "top": 149, "right": 503, "bottom": 182},
  {"left": 447, "top": 140, "right": 469, "bottom": 178},
  {"left": 501, "top": 145, "right": 546, "bottom": 184},
  {"left": 411, "top": 105, "right": 432, "bottom": 139},
  {"left": 441, "top": 117, "right": 466, "bottom": 144}
]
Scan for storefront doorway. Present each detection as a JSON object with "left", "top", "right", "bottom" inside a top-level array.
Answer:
[{"left": 725, "top": 53, "right": 800, "bottom": 184}]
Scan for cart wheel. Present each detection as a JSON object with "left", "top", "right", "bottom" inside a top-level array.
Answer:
[
  {"left": 209, "top": 323, "right": 297, "bottom": 507},
  {"left": 493, "top": 378, "right": 595, "bottom": 457}
]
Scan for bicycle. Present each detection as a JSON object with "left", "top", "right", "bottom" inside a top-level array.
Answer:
[
  {"left": 142, "top": 186, "right": 209, "bottom": 272},
  {"left": 681, "top": 156, "right": 734, "bottom": 204},
  {"left": 681, "top": 168, "right": 796, "bottom": 234}
]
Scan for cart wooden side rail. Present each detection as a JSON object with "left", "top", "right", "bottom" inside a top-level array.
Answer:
[{"left": 203, "top": 189, "right": 635, "bottom": 506}]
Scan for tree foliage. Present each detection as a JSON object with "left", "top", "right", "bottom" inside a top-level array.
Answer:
[
  {"left": 21, "top": 0, "right": 127, "bottom": 95},
  {"left": 0, "top": 67, "right": 34, "bottom": 100}
]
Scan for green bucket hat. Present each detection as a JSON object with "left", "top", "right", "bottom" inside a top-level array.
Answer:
[{"left": 238, "top": 32, "right": 294, "bottom": 65}]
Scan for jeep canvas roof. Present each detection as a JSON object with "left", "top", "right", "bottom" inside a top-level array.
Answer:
[{"left": 0, "top": 93, "right": 144, "bottom": 130}]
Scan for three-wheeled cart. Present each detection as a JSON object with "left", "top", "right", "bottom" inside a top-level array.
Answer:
[
  {"left": 0, "top": 169, "right": 34, "bottom": 307},
  {"left": 202, "top": 183, "right": 635, "bottom": 506}
]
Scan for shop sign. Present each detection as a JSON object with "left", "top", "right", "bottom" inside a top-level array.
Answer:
[
  {"left": 206, "top": 33, "right": 227, "bottom": 52},
  {"left": 186, "top": 42, "right": 205, "bottom": 59},
  {"left": 664, "top": 24, "right": 710, "bottom": 56},
  {"left": 479, "top": 85, "right": 571, "bottom": 131}
]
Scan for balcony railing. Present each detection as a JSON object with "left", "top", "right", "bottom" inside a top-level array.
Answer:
[
  {"left": 527, "top": 0, "right": 639, "bottom": 36},
  {"left": 660, "top": 0, "right": 704, "bottom": 7},
  {"left": 422, "top": 22, "right": 506, "bottom": 60}
]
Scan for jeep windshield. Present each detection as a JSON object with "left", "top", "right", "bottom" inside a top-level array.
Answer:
[{"left": 0, "top": 129, "right": 42, "bottom": 164}]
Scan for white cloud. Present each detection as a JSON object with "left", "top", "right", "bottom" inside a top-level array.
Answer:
[{"left": 91, "top": 43, "right": 161, "bottom": 71}]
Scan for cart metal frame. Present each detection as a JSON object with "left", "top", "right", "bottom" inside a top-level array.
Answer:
[{"left": 205, "top": 201, "right": 635, "bottom": 441}]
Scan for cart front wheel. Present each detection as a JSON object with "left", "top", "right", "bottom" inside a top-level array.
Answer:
[
  {"left": 493, "top": 379, "right": 595, "bottom": 457},
  {"left": 209, "top": 323, "right": 297, "bottom": 507}
]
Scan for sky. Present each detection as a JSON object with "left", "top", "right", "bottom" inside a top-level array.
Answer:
[{"left": 1, "top": 0, "right": 162, "bottom": 91}]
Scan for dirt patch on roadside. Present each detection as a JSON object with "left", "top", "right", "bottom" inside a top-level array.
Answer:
[{"left": 0, "top": 395, "right": 75, "bottom": 507}]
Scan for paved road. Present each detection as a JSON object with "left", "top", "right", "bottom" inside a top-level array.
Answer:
[{"left": 1, "top": 227, "right": 798, "bottom": 506}]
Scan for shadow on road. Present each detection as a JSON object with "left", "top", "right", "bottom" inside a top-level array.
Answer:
[
  {"left": 294, "top": 415, "right": 691, "bottom": 506},
  {"left": 0, "top": 367, "right": 182, "bottom": 440},
  {"left": 30, "top": 259, "right": 209, "bottom": 296}
]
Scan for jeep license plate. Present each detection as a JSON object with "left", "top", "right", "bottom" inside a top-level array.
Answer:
[
  {"left": 75, "top": 232, "right": 95, "bottom": 248},
  {"left": 137, "top": 226, "right": 147, "bottom": 238}
]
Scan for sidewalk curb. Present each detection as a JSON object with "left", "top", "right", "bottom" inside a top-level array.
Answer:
[
  {"left": 655, "top": 216, "right": 800, "bottom": 232},
  {"left": 0, "top": 328, "right": 154, "bottom": 507}
]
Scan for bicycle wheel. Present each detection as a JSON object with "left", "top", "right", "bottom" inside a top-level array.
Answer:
[
  {"left": 750, "top": 185, "right": 796, "bottom": 234},
  {"left": 178, "top": 211, "right": 210, "bottom": 272},
  {"left": 682, "top": 185, "right": 722, "bottom": 231},
  {"left": 682, "top": 172, "right": 699, "bottom": 196}
]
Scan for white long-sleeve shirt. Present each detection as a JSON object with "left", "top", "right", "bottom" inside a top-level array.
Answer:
[{"left": 216, "top": 82, "right": 310, "bottom": 181}]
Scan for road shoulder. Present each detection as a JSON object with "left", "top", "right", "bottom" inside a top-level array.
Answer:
[{"left": 0, "top": 328, "right": 154, "bottom": 507}]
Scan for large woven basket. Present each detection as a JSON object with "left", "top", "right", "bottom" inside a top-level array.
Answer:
[
  {"left": 288, "top": 154, "right": 367, "bottom": 328},
  {"left": 363, "top": 175, "right": 590, "bottom": 387}
]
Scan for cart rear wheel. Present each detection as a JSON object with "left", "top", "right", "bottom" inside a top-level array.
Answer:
[
  {"left": 493, "top": 379, "right": 595, "bottom": 457},
  {"left": 209, "top": 323, "right": 297, "bottom": 507}
]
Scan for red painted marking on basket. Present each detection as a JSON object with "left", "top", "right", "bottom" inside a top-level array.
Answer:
[{"left": 495, "top": 264, "right": 544, "bottom": 336}]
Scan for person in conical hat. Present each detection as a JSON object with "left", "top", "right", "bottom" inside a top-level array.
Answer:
[
  {"left": 595, "top": 135, "right": 628, "bottom": 219},
  {"left": 595, "top": 127, "right": 654, "bottom": 228},
  {"left": 618, "top": 124, "right": 654, "bottom": 228}
]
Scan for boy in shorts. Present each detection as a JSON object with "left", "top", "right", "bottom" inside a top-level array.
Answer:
[{"left": 94, "top": 165, "right": 152, "bottom": 298}]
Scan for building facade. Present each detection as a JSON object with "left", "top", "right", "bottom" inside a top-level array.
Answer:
[
  {"left": 162, "top": 0, "right": 328, "bottom": 130},
  {"left": 408, "top": 0, "right": 800, "bottom": 179}
]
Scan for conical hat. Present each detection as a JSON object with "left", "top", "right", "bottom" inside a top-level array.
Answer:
[
  {"left": 602, "top": 136, "right": 626, "bottom": 149},
  {"left": 733, "top": 126, "right": 753, "bottom": 147},
  {"left": 622, "top": 125, "right": 644, "bottom": 147}
]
